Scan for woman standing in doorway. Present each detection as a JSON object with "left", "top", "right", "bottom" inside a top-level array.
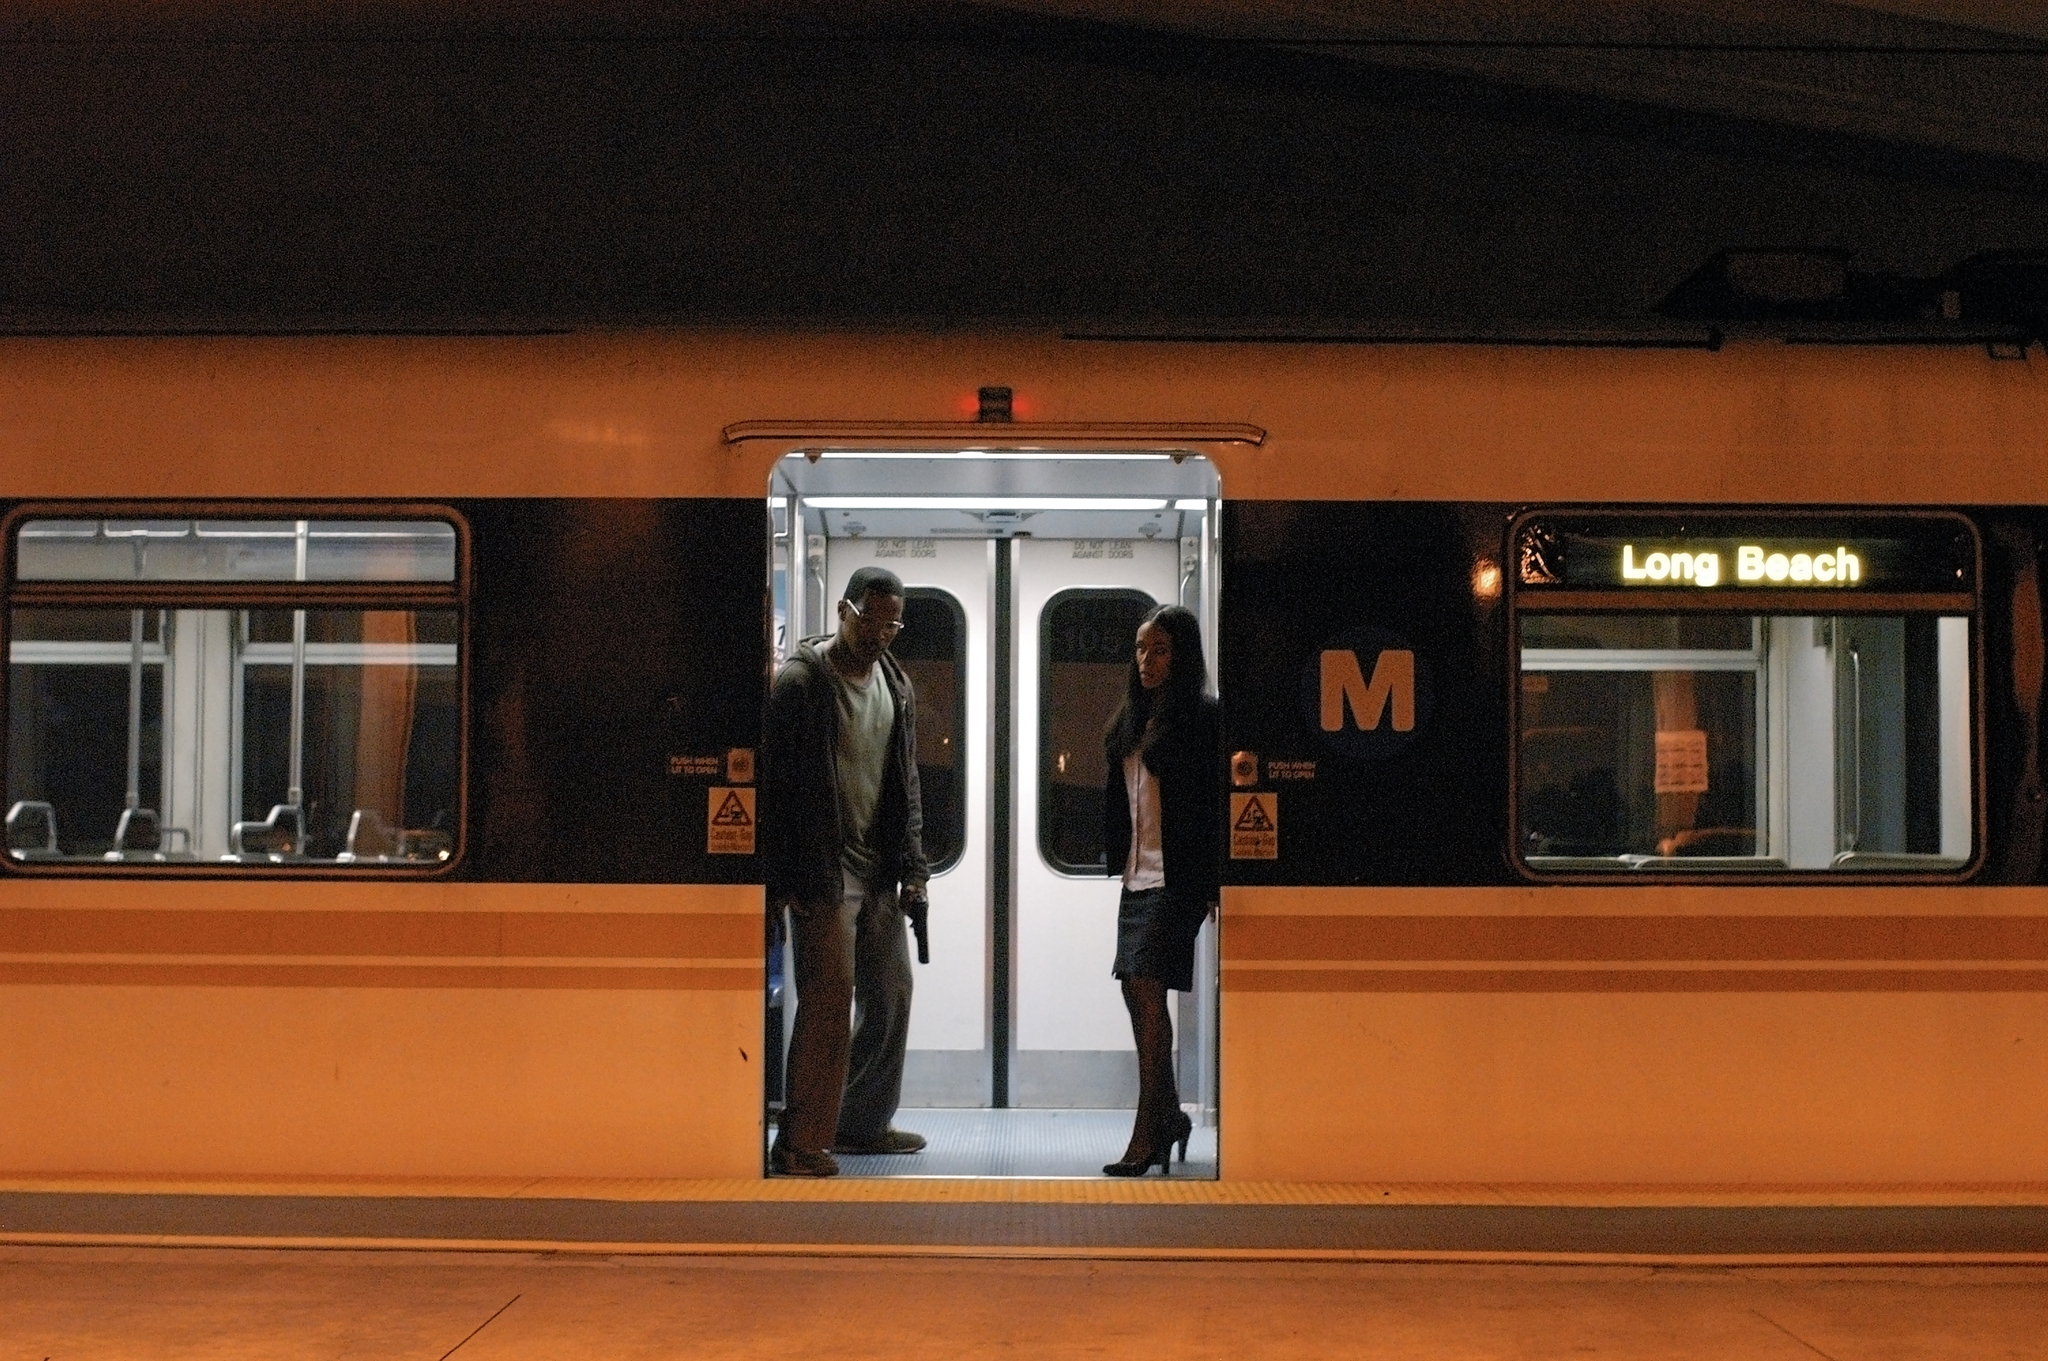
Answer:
[{"left": 1100, "top": 603, "right": 1220, "bottom": 1176}]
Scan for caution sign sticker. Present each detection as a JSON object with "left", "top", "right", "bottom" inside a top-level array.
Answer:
[
  {"left": 707, "top": 786, "right": 756, "bottom": 855},
  {"left": 1229, "top": 792, "right": 1278, "bottom": 860}
]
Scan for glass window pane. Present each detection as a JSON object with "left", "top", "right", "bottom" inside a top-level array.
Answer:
[
  {"left": 15, "top": 519, "right": 456, "bottom": 582},
  {"left": 7, "top": 656, "right": 162, "bottom": 858},
  {"left": 6, "top": 605, "right": 459, "bottom": 865},
  {"left": 237, "top": 609, "right": 461, "bottom": 863},
  {"left": 892, "top": 589, "right": 966, "bottom": 874},
  {"left": 1521, "top": 615, "right": 1754, "bottom": 650},
  {"left": 1520, "top": 667, "right": 1758, "bottom": 859},
  {"left": 1518, "top": 612, "right": 1971, "bottom": 873},
  {"left": 1040, "top": 589, "right": 1155, "bottom": 873}
]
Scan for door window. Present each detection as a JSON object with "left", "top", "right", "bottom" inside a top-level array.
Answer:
[
  {"left": 1039, "top": 588, "right": 1155, "bottom": 874},
  {"left": 894, "top": 587, "right": 967, "bottom": 874}
]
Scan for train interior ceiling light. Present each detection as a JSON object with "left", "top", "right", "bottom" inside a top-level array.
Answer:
[{"left": 771, "top": 451, "right": 1220, "bottom": 541}]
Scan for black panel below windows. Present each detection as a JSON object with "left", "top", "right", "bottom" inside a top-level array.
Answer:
[{"left": 456, "top": 498, "right": 766, "bottom": 883}]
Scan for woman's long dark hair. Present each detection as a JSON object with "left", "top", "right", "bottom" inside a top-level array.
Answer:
[{"left": 1105, "top": 603, "right": 1208, "bottom": 765}]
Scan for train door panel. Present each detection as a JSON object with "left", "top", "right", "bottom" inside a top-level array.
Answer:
[{"left": 1011, "top": 538, "right": 1179, "bottom": 1106}]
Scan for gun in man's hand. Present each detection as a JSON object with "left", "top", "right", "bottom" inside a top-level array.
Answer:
[{"left": 902, "top": 886, "right": 930, "bottom": 964}]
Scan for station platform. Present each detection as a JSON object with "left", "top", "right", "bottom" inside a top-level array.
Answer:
[{"left": 6, "top": 1242, "right": 2048, "bottom": 1361}]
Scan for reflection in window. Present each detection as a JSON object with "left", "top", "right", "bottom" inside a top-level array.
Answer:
[
  {"left": 1040, "top": 589, "right": 1155, "bottom": 873},
  {"left": 1519, "top": 614, "right": 1971, "bottom": 872},
  {"left": 892, "top": 589, "right": 966, "bottom": 874}
]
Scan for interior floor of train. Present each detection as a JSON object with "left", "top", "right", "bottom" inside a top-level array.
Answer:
[{"left": 770, "top": 1108, "right": 1220, "bottom": 1180}]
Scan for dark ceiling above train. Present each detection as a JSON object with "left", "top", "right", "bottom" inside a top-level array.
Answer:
[{"left": 3, "top": 1, "right": 2046, "bottom": 331}]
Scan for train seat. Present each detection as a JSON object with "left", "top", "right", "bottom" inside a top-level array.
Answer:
[
  {"left": 102, "top": 807, "right": 196, "bottom": 863},
  {"left": 227, "top": 803, "right": 304, "bottom": 862},
  {"left": 6, "top": 799, "right": 61, "bottom": 860},
  {"left": 337, "top": 808, "right": 398, "bottom": 863}
]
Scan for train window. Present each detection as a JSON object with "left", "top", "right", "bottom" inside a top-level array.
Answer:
[
  {"left": 1040, "top": 588, "right": 1156, "bottom": 874},
  {"left": 893, "top": 588, "right": 966, "bottom": 874},
  {"left": 1513, "top": 512, "right": 1977, "bottom": 875},
  {"left": 5, "top": 515, "right": 463, "bottom": 869},
  {"left": 16, "top": 519, "right": 456, "bottom": 583}
]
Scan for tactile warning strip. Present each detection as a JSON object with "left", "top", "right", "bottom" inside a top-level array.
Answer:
[{"left": 3, "top": 1176, "right": 2047, "bottom": 1206}]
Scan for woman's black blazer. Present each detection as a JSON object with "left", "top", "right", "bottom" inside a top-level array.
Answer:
[{"left": 1100, "top": 694, "right": 1221, "bottom": 906}]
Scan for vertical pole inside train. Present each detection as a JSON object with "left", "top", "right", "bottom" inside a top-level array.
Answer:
[
  {"left": 990, "top": 535, "right": 1013, "bottom": 1109},
  {"left": 124, "top": 607, "right": 145, "bottom": 814},
  {"left": 288, "top": 520, "right": 308, "bottom": 814}
]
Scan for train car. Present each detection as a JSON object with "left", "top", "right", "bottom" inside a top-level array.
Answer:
[{"left": 1, "top": 329, "right": 2044, "bottom": 1188}]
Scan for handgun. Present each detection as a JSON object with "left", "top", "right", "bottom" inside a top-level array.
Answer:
[{"left": 904, "top": 890, "right": 930, "bottom": 964}]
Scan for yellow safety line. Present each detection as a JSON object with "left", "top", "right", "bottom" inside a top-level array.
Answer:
[
  {"left": 4, "top": 1231, "right": 2047, "bottom": 1267},
  {"left": 3, "top": 1176, "right": 2046, "bottom": 1207}
]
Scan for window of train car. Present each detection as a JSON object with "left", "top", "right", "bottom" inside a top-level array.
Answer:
[
  {"left": 894, "top": 588, "right": 966, "bottom": 874},
  {"left": 5, "top": 515, "right": 462, "bottom": 869},
  {"left": 1511, "top": 512, "right": 1977, "bottom": 875},
  {"left": 1041, "top": 588, "right": 1156, "bottom": 875}
]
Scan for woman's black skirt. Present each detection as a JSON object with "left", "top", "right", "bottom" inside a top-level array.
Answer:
[{"left": 1113, "top": 886, "right": 1208, "bottom": 993}]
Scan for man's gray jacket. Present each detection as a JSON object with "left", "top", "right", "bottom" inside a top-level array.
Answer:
[{"left": 762, "top": 636, "right": 929, "bottom": 906}]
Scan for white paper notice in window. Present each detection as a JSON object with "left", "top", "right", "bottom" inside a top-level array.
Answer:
[{"left": 1654, "top": 728, "right": 1710, "bottom": 794}]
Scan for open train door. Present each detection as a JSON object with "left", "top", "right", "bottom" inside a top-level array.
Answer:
[{"left": 747, "top": 419, "right": 1251, "bottom": 1176}]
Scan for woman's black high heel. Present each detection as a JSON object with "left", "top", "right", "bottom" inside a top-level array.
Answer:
[
  {"left": 1104, "top": 1108, "right": 1193, "bottom": 1176},
  {"left": 1103, "top": 1140, "right": 1170, "bottom": 1177},
  {"left": 1163, "top": 1109, "right": 1192, "bottom": 1165}
]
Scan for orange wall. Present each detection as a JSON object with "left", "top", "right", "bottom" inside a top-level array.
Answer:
[
  {"left": 0, "top": 884, "right": 763, "bottom": 1177},
  {"left": 1222, "top": 886, "right": 2048, "bottom": 1183},
  {"left": 0, "top": 332, "right": 2042, "bottom": 503}
]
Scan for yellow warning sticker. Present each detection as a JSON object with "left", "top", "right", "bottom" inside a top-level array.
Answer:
[
  {"left": 1229, "top": 792, "right": 1278, "bottom": 860},
  {"left": 708, "top": 786, "right": 757, "bottom": 855}
]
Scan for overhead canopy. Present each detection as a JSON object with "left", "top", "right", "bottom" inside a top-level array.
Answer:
[{"left": 11, "top": 1, "right": 2044, "bottom": 165}]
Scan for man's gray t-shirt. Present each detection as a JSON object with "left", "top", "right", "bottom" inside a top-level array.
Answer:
[{"left": 833, "top": 661, "right": 895, "bottom": 882}]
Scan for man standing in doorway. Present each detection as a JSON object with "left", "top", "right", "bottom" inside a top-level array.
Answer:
[{"left": 763, "top": 566, "right": 931, "bottom": 1177}]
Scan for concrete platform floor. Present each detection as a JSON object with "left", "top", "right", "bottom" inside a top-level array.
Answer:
[{"left": 4, "top": 1246, "right": 2046, "bottom": 1359}]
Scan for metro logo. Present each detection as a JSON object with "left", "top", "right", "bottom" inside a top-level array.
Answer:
[
  {"left": 1319, "top": 648, "right": 1416, "bottom": 733},
  {"left": 1300, "top": 627, "right": 1431, "bottom": 766}
]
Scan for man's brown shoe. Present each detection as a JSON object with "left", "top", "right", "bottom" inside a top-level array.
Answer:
[
  {"left": 832, "top": 1127, "right": 927, "bottom": 1155},
  {"left": 769, "top": 1139, "right": 839, "bottom": 1177}
]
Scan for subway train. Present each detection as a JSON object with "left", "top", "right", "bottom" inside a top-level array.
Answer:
[{"left": 1, "top": 326, "right": 2045, "bottom": 1188}]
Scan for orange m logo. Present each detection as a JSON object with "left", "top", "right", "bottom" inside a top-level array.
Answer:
[{"left": 1319, "top": 649, "right": 1415, "bottom": 733}]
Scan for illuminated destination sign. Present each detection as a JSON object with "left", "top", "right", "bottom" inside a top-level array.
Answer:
[
  {"left": 1516, "top": 515, "right": 1975, "bottom": 596},
  {"left": 1615, "top": 542, "right": 1862, "bottom": 588}
]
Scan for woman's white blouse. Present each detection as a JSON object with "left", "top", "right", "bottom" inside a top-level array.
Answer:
[{"left": 1122, "top": 749, "right": 1166, "bottom": 891}]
